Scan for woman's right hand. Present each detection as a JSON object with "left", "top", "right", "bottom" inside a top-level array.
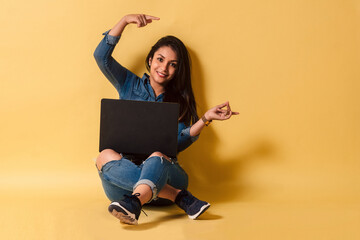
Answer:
[
  {"left": 109, "top": 14, "right": 160, "bottom": 37},
  {"left": 122, "top": 14, "right": 160, "bottom": 28}
]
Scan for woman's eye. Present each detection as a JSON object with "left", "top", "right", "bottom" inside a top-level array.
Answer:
[
  {"left": 157, "top": 58, "right": 163, "bottom": 62},
  {"left": 170, "top": 63, "right": 177, "bottom": 68}
]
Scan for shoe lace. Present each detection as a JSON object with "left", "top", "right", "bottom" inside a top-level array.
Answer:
[{"left": 142, "top": 209, "right": 148, "bottom": 217}]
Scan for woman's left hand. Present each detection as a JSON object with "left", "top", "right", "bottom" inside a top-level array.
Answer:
[
  {"left": 189, "top": 101, "right": 238, "bottom": 136},
  {"left": 204, "top": 101, "right": 239, "bottom": 121}
]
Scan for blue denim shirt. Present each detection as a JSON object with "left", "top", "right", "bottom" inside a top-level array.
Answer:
[{"left": 94, "top": 30, "right": 199, "bottom": 153}]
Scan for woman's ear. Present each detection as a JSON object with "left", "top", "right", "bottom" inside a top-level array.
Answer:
[{"left": 149, "top": 58, "right": 152, "bottom": 66}]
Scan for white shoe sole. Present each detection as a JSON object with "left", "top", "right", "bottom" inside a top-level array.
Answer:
[
  {"left": 109, "top": 202, "right": 138, "bottom": 225},
  {"left": 188, "top": 203, "right": 211, "bottom": 220}
]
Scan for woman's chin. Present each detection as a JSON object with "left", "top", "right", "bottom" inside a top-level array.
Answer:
[{"left": 154, "top": 78, "right": 171, "bottom": 86}]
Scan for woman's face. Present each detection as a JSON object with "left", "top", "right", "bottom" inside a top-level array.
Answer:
[{"left": 149, "top": 46, "right": 178, "bottom": 87}]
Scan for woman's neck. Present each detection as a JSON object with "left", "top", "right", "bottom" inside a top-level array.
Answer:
[{"left": 150, "top": 80, "right": 166, "bottom": 97}]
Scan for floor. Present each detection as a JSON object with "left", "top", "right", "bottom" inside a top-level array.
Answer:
[{"left": 1, "top": 170, "right": 359, "bottom": 240}]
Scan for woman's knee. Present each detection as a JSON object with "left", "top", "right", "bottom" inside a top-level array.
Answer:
[
  {"left": 147, "top": 151, "right": 171, "bottom": 162},
  {"left": 96, "top": 149, "right": 122, "bottom": 170}
]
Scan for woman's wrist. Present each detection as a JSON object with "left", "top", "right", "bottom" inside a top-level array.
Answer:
[
  {"left": 109, "top": 17, "right": 128, "bottom": 37},
  {"left": 201, "top": 113, "right": 212, "bottom": 126},
  {"left": 122, "top": 15, "right": 131, "bottom": 25},
  {"left": 204, "top": 111, "right": 212, "bottom": 121}
]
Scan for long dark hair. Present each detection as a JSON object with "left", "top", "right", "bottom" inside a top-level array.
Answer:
[{"left": 145, "top": 36, "right": 198, "bottom": 126}]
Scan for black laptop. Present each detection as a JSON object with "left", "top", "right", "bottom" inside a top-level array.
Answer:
[{"left": 99, "top": 99, "right": 179, "bottom": 159}]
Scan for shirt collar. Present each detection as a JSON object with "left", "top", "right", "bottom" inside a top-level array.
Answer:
[{"left": 142, "top": 73, "right": 164, "bottom": 102}]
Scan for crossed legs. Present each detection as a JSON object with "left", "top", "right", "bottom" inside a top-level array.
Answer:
[
  {"left": 96, "top": 149, "right": 181, "bottom": 205},
  {"left": 97, "top": 149, "right": 210, "bottom": 224}
]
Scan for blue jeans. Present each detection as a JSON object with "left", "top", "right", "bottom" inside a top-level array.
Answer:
[{"left": 97, "top": 155, "right": 188, "bottom": 203}]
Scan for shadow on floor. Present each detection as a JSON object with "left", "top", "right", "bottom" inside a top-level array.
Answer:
[{"left": 123, "top": 205, "right": 222, "bottom": 231}]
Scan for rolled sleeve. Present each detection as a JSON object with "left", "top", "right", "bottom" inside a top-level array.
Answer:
[
  {"left": 177, "top": 123, "right": 199, "bottom": 153},
  {"left": 102, "top": 30, "right": 121, "bottom": 45}
]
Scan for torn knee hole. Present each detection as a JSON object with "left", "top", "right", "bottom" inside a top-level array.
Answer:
[{"left": 148, "top": 152, "right": 171, "bottom": 162}]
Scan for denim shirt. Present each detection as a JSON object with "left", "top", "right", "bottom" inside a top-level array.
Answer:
[{"left": 93, "top": 30, "right": 199, "bottom": 153}]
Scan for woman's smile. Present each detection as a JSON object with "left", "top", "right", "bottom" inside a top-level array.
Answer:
[{"left": 156, "top": 71, "right": 168, "bottom": 78}]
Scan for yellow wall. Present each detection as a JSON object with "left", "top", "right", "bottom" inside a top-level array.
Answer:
[{"left": 1, "top": 0, "right": 359, "bottom": 209}]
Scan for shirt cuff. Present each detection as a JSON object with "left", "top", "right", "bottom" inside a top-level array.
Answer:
[
  {"left": 181, "top": 126, "right": 200, "bottom": 142},
  {"left": 102, "top": 30, "right": 121, "bottom": 45}
]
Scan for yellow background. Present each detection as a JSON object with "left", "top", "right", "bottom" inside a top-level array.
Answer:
[{"left": 1, "top": 0, "right": 359, "bottom": 239}]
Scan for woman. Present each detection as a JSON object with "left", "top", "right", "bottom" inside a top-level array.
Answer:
[{"left": 93, "top": 14, "right": 238, "bottom": 225}]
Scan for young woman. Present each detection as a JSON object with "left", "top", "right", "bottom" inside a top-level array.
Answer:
[{"left": 93, "top": 14, "right": 238, "bottom": 225}]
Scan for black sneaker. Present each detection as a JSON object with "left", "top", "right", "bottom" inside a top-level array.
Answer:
[
  {"left": 108, "top": 193, "right": 142, "bottom": 225},
  {"left": 175, "top": 190, "right": 210, "bottom": 219}
]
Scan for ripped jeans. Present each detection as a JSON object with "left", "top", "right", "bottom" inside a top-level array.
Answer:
[{"left": 98, "top": 156, "right": 188, "bottom": 202}]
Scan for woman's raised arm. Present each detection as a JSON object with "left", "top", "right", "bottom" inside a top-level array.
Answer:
[
  {"left": 108, "top": 14, "right": 160, "bottom": 37},
  {"left": 93, "top": 14, "right": 160, "bottom": 96}
]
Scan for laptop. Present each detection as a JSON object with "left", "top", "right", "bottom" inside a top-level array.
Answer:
[{"left": 99, "top": 99, "right": 180, "bottom": 159}]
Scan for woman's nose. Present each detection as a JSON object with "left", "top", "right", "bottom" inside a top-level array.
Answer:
[{"left": 161, "top": 62, "right": 169, "bottom": 72}]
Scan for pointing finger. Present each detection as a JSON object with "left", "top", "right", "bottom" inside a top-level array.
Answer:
[{"left": 145, "top": 15, "right": 160, "bottom": 21}]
